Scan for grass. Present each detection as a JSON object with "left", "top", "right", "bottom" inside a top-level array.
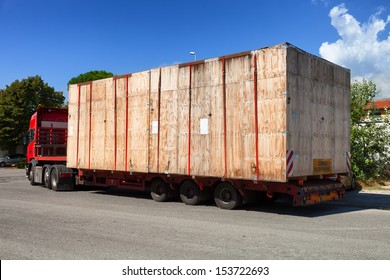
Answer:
[{"left": 358, "top": 178, "right": 390, "bottom": 191}]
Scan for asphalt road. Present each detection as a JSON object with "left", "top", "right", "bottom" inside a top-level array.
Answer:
[{"left": 1, "top": 168, "right": 389, "bottom": 260}]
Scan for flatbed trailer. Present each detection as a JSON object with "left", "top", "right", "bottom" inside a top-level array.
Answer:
[{"left": 26, "top": 43, "right": 350, "bottom": 209}]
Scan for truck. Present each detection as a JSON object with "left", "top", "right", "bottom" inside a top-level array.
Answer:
[{"left": 26, "top": 43, "right": 350, "bottom": 209}]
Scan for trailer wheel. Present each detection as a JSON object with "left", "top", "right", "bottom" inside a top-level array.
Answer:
[
  {"left": 150, "top": 178, "right": 169, "bottom": 202},
  {"left": 214, "top": 182, "right": 241, "bottom": 210},
  {"left": 50, "top": 166, "right": 59, "bottom": 192},
  {"left": 43, "top": 165, "right": 51, "bottom": 189},
  {"left": 180, "top": 180, "right": 201, "bottom": 205},
  {"left": 349, "top": 175, "right": 356, "bottom": 191}
]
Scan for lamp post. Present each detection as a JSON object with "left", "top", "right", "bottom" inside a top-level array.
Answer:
[{"left": 189, "top": 51, "right": 197, "bottom": 61}]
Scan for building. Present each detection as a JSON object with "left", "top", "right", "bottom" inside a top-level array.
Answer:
[{"left": 366, "top": 99, "right": 390, "bottom": 119}]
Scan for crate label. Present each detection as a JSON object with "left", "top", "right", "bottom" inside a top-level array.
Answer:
[
  {"left": 68, "top": 125, "right": 73, "bottom": 137},
  {"left": 151, "top": 120, "right": 158, "bottom": 134},
  {"left": 313, "top": 159, "right": 332, "bottom": 175},
  {"left": 200, "top": 118, "right": 208, "bottom": 135}
]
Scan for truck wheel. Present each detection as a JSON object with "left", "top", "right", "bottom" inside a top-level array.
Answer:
[
  {"left": 50, "top": 166, "right": 59, "bottom": 192},
  {"left": 214, "top": 182, "right": 241, "bottom": 210},
  {"left": 43, "top": 165, "right": 52, "bottom": 189},
  {"left": 28, "top": 160, "right": 38, "bottom": 185},
  {"left": 180, "top": 180, "right": 201, "bottom": 205},
  {"left": 150, "top": 178, "right": 169, "bottom": 202},
  {"left": 29, "top": 168, "right": 37, "bottom": 186},
  {"left": 0, "top": 162, "right": 6, "bottom": 167}
]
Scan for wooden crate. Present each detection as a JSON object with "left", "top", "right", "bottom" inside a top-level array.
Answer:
[{"left": 67, "top": 43, "right": 350, "bottom": 182}]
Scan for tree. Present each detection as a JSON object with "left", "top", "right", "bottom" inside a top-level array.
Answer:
[
  {"left": 350, "top": 79, "right": 390, "bottom": 181},
  {"left": 0, "top": 76, "right": 64, "bottom": 153},
  {"left": 68, "top": 70, "right": 114, "bottom": 86}
]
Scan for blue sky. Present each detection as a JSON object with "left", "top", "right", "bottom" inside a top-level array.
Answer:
[{"left": 1, "top": 0, "right": 389, "bottom": 100}]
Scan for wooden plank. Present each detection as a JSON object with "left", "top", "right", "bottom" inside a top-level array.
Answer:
[
  {"left": 128, "top": 71, "right": 150, "bottom": 173},
  {"left": 66, "top": 84, "right": 78, "bottom": 168},
  {"left": 148, "top": 68, "right": 161, "bottom": 173},
  {"left": 116, "top": 77, "right": 127, "bottom": 171},
  {"left": 89, "top": 79, "right": 112, "bottom": 170},
  {"left": 77, "top": 84, "right": 89, "bottom": 169},
  {"left": 257, "top": 45, "right": 287, "bottom": 79},
  {"left": 190, "top": 62, "right": 213, "bottom": 176},
  {"left": 256, "top": 46, "right": 287, "bottom": 182},
  {"left": 225, "top": 53, "right": 254, "bottom": 179},
  {"left": 177, "top": 66, "right": 191, "bottom": 175},
  {"left": 204, "top": 58, "right": 224, "bottom": 177},
  {"left": 159, "top": 66, "right": 179, "bottom": 175}
]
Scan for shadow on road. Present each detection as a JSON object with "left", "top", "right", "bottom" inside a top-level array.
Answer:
[
  {"left": 74, "top": 185, "right": 390, "bottom": 217},
  {"left": 239, "top": 190, "right": 390, "bottom": 217}
]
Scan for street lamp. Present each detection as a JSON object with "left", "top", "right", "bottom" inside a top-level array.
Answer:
[{"left": 189, "top": 51, "right": 197, "bottom": 61}]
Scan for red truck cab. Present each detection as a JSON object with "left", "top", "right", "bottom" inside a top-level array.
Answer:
[
  {"left": 26, "top": 107, "right": 68, "bottom": 163},
  {"left": 26, "top": 108, "right": 70, "bottom": 188}
]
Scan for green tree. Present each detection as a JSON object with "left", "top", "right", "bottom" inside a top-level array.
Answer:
[
  {"left": 0, "top": 76, "right": 64, "bottom": 153},
  {"left": 68, "top": 70, "right": 113, "bottom": 86},
  {"left": 350, "top": 79, "right": 390, "bottom": 180}
]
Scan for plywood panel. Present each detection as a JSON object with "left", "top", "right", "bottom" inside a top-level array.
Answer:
[
  {"left": 225, "top": 54, "right": 255, "bottom": 179},
  {"left": 190, "top": 62, "right": 213, "bottom": 176},
  {"left": 89, "top": 79, "right": 115, "bottom": 170},
  {"left": 257, "top": 45, "right": 287, "bottom": 79},
  {"left": 286, "top": 45, "right": 350, "bottom": 177},
  {"left": 159, "top": 66, "right": 179, "bottom": 175},
  {"left": 148, "top": 68, "right": 160, "bottom": 173},
  {"left": 66, "top": 84, "right": 78, "bottom": 168},
  {"left": 286, "top": 74, "right": 313, "bottom": 176},
  {"left": 115, "top": 77, "right": 127, "bottom": 171},
  {"left": 177, "top": 66, "right": 190, "bottom": 175},
  {"left": 256, "top": 47, "right": 287, "bottom": 182},
  {"left": 78, "top": 84, "right": 90, "bottom": 169},
  {"left": 206, "top": 59, "right": 224, "bottom": 178},
  {"left": 128, "top": 71, "right": 150, "bottom": 173}
]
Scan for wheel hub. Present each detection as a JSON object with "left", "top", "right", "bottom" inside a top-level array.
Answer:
[
  {"left": 221, "top": 189, "right": 232, "bottom": 202},
  {"left": 184, "top": 187, "right": 194, "bottom": 199}
]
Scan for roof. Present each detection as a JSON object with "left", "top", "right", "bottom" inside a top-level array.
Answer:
[{"left": 366, "top": 99, "right": 390, "bottom": 109}]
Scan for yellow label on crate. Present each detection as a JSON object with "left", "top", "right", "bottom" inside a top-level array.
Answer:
[{"left": 313, "top": 159, "right": 332, "bottom": 175}]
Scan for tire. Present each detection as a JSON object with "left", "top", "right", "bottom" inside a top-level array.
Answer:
[
  {"left": 180, "top": 180, "right": 201, "bottom": 205},
  {"left": 28, "top": 160, "right": 38, "bottom": 186},
  {"left": 349, "top": 175, "right": 356, "bottom": 191},
  {"left": 0, "top": 162, "right": 6, "bottom": 167},
  {"left": 150, "top": 178, "right": 169, "bottom": 202},
  {"left": 43, "top": 165, "right": 52, "bottom": 189},
  {"left": 214, "top": 182, "right": 241, "bottom": 210},
  {"left": 50, "top": 166, "right": 59, "bottom": 192},
  {"left": 29, "top": 168, "right": 36, "bottom": 186}
]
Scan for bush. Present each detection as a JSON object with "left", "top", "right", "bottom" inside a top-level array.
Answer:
[{"left": 350, "top": 80, "right": 390, "bottom": 181}]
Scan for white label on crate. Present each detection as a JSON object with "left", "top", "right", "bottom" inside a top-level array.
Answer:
[
  {"left": 200, "top": 118, "right": 208, "bottom": 135},
  {"left": 151, "top": 120, "right": 158, "bottom": 134},
  {"left": 68, "top": 125, "right": 73, "bottom": 137}
]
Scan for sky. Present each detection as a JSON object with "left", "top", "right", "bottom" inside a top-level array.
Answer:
[{"left": 0, "top": 0, "right": 389, "bottom": 100}]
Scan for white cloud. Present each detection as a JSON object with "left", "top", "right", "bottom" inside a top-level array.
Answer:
[{"left": 319, "top": 4, "right": 390, "bottom": 99}]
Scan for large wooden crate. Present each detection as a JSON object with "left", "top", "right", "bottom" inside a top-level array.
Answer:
[{"left": 67, "top": 43, "right": 350, "bottom": 182}]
